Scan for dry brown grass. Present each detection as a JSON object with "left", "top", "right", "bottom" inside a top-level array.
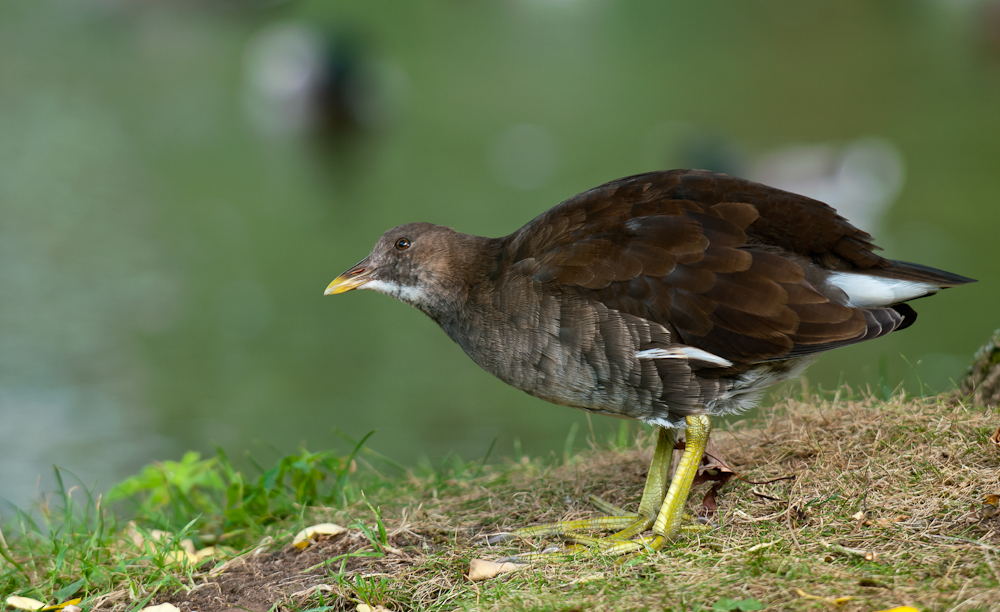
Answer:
[{"left": 155, "top": 392, "right": 1000, "bottom": 612}]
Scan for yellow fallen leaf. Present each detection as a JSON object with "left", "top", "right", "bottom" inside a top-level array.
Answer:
[
  {"left": 122, "top": 524, "right": 180, "bottom": 554},
  {"left": 180, "top": 538, "right": 197, "bottom": 556},
  {"left": 875, "top": 514, "right": 910, "bottom": 526},
  {"left": 124, "top": 522, "right": 145, "bottom": 548},
  {"left": 793, "top": 589, "right": 851, "bottom": 605},
  {"left": 745, "top": 540, "right": 779, "bottom": 552},
  {"left": 468, "top": 558, "right": 521, "bottom": 581},
  {"left": 139, "top": 604, "right": 181, "bottom": 612},
  {"left": 6, "top": 596, "right": 46, "bottom": 611},
  {"left": 194, "top": 546, "right": 217, "bottom": 562},
  {"left": 356, "top": 605, "right": 392, "bottom": 612},
  {"left": 873, "top": 608, "right": 919, "bottom": 612},
  {"left": 162, "top": 550, "right": 194, "bottom": 565},
  {"left": 41, "top": 598, "right": 82, "bottom": 611},
  {"left": 293, "top": 523, "right": 347, "bottom": 549},
  {"left": 149, "top": 530, "right": 173, "bottom": 543}
]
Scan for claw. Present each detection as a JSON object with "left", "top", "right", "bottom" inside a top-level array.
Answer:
[{"left": 486, "top": 532, "right": 515, "bottom": 545}]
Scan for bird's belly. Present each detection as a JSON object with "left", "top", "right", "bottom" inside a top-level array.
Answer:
[
  {"left": 480, "top": 346, "right": 650, "bottom": 419},
  {"left": 449, "top": 311, "right": 660, "bottom": 421},
  {"left": 448, "top": 309, "right": 815, "bottom": 428}
]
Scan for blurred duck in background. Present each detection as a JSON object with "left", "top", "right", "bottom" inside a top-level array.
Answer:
[{"left": 242, "top": 22, "right": 405, "bottom": 142}]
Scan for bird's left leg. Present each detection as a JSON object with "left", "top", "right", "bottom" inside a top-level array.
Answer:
[{"left": 486, "top": 427, "right": 675, "bottom": 547}]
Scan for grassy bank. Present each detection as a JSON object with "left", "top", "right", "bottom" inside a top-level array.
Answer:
[{"left": 2, "top": 390, "right": 999, "bottom": 611}]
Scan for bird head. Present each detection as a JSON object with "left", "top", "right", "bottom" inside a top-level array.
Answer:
[{"left": 325, "top": 222, "right": 483, "bottom": 314}]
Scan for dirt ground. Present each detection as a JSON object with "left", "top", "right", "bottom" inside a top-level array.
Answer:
[{"left": 164, "top": 529, "right": 443, "bottom": 612}]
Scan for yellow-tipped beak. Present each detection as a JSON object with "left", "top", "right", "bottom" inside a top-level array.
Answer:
[{"left": 324, "top": 258, "right": 374, "bottom": 295}]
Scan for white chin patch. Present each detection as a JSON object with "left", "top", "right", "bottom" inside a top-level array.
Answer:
[
  {"left": 636, "top": 346, "right": 733, "bottom": 368},
  {"left": 827, "top": 272, "right": 938, "bottom": 307},
  {"left": 364, "top": 279, "right": 426, "bottom": 304}
]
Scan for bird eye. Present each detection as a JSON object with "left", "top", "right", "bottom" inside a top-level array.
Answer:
[{"left": 394, "top": 238, "right": 410, "bottom": 251}]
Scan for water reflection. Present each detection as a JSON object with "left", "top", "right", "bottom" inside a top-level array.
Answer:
[{"left": 1, "top": 0, "right": 996, "bottom": 509}]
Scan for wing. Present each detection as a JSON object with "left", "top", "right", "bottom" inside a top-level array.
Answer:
[{"left": 500, "top": 169, "right": 927, "bottom": 365}]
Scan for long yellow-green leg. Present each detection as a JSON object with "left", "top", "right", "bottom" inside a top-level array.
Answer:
[
  {"left": 565, "top": 427, "right": 676, "bottom": 545},
  {"left": 599, "top": 414, "right": 712, "bottom": 555},
  {"left": 487, "top": 427, "right": 676, "bottom": 547},
  {"left": 621, "top": 426, "right": 676, "bottom": 536}
]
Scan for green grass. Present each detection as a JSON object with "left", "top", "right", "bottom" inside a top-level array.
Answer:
[
  {"left": 2, "top": 390, "right": 1000, "bottom": 611},
  {"left": 0, "top": 429, "right": 398, "bottom": 608}
]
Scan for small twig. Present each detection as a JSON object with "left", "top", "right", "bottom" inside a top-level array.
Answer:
[
  {"left": 750, "top": 491, "right": 784, "bottom": 503},
  {"left": 0, "top": 522, "right": 30, "bottom": 580},
  {"left": 785, "top": 501, "right": 803, "bottom": 553},
  {"left": 930, "top": 533, "right": 1000, "bottom": 553},
  {"left": 822, "top": 541, "right": 876, "bottom": 561}
]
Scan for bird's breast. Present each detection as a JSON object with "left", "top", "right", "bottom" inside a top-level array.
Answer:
[{"left": 439, "top": 285, "right": 676, "bottom": 420}]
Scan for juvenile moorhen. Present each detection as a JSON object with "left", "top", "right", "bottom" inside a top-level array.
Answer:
[{"left": 325, "top": 169, "right": 973, "bottom": 556}]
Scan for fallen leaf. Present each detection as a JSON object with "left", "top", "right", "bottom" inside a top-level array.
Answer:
[
  {"left": 692, "top": 438, "right": 735, "bottom": 516},
  {"left": 745, "top": 540, "right": 779, "bottom": 553},
  {"left": 149, "top": 530, "right": 173, "bottom": 543},
  {"left": 61, "top": 607, "right": 82, "bottom": 612},
  {"left": 989, "top": 427, "right": 1000, "bottom": 447},
  {"left": 41, "top": 598, "right": 82, "bottom": 611},
  {"left": 139, "top": 604, "right": 181, "bottom": 612},
  {"left": 194, "top": 546, "right": 217, "bottom": 562},
  {"left": 980, "top": 494, "right": 1000, "bottom": 520},
  {"left": 124, "top": 522, "right": 145, "bottom": 548},
  {"left": 6, "top": 596, "right": 46, "bottom": 611},
  {"left": 875, "top": 514, "right": 910, "bottom": 526},
  {"left": 873, "top": 607, "right": 919, "bottom": 612},
  {"left": 468, "top": 559, "right": 521, "bottom": 581},
  {"left": 793, "top": 588, "right": 851, "bottom": 605},
  {"left": 293, "top": 523, "right": 348, "bottom": 550},
  {"left": 356, "top": 605, "right": 392, "bottom": 612}
]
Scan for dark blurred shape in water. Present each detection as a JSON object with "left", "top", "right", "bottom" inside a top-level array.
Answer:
[
  {"left": 243, "top": 23, "right": 407, "bottom": 142},
  {"left": 643, "top": 122, "right": 747, "bottom": 177}
]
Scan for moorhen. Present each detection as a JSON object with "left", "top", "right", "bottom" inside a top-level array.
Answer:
[{"left": 325, "top": 169, "right": 973, "bottom": 556}]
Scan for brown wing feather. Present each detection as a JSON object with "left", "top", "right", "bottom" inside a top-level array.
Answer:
[{"left": 500, "top": 169, "right": 900, "bottom": 364}]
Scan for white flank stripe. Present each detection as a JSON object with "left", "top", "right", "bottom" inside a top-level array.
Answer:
[
  {"left": 827, "top": 272, "right": 938, "bottom": 307},
  {"left": 636, "top": 347, "right": 733, "bottom": 368}
]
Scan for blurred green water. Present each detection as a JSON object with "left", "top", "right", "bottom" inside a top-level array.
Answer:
[{"left": 1, "top": 0, "right": 997, "bottom": 507}]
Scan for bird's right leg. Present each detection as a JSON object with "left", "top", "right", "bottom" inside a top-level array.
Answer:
[{"left": 486, "top": 427, "right": 675, "bottom": 545}]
